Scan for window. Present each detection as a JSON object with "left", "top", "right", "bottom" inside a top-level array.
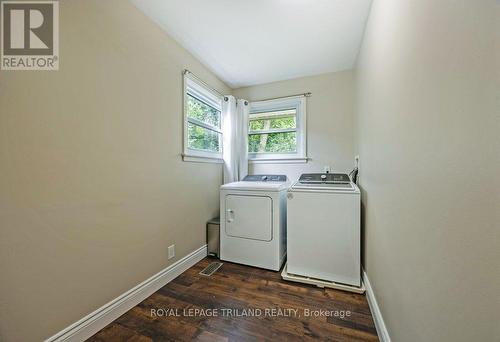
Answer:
[
  {"left": 183, "top": 72, "right": 223, "bottom": 162},
  {"left": 248, "top": 97, "right": 307, "bottom": 163}
]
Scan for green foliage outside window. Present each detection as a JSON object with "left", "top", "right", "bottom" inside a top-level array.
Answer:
[
  {"left": 187, "top": 94, "right": 221, "bottom": 152},
  {"left": 187, "top": 94, "right": 220, "bottom": 127},
  {"left": 249, "top": 132, "right": 297, "bottom": 153},
  {"left": 249, "top": 115, "right": 296, "bottom": 131},
  {"left": 248, "top": 110, "right": 297, "bottom": 153},
  {"left": 188, "top": 123, "right": 220, "bottom": 152}
]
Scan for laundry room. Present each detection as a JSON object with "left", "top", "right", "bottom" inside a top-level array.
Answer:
[{"left": 1, "top": 1, "right": 498, "bottom": 342}]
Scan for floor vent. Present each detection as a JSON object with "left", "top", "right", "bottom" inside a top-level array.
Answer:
[{"left": 199, "top": 262, "right": 223, "bottom": 276}]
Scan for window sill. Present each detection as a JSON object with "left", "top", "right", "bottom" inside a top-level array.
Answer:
[
  {"left": 249, "top": 157, "right": 309, "bottom": 164},
  {"left": 182, "top": 154, "right": 223, "bottom": 164}
]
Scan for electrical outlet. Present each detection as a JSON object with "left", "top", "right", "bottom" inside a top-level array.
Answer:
[
  {"left": 168, "top": 245, "right": 175, "bottom": 259},
  {"left": 354, "top": 155, "right": 360, "bottom": 168},
  {"left": 323, "top": 165, "right": 331, "bottom": 173}
]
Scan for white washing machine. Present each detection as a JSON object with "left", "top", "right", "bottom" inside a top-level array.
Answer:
[
  {"left": 220, "top": 175, "right": 288, "bottom": 271},
  {"left": 282, "top": 173, "right": 364, "bottom": 293}
]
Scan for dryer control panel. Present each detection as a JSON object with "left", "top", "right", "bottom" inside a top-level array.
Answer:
[{"left": 243, "top": 174, "right": 287, "bottom": 182}]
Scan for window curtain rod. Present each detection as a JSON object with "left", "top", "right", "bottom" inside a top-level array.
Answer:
[
  {"left": 183, "top": 69, "right": 311, "bottom": 103},
  {"left": 183, "top": 69, "right": 225, "bottom": 99},
  {"left": 254, "top": 92, "right": 312, "bottom": 102}
]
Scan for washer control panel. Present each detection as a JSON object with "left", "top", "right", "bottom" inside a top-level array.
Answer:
[
  {"left": 243, "top": 174, "right": 287, "bottom": 182},
  {"left": 298, "top": 173, "right": 350, "bottom": 184}
]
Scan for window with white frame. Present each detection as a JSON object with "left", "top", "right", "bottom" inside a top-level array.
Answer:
[
  {"left": 248, "top": 97, "right": 307, "bottom": 162},
  {"left": 183, "top": 72, "right": 223, "bottom": 162}
]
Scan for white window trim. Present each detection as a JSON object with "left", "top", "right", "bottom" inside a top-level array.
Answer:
[
  {"left": 248, "top": 96, "right": 308, "bottom": 163},
  {"left": 182, "top": 72, "right": 224, "bottom": 163}
]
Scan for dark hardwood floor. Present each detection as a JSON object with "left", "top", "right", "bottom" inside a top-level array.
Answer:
[{"left": 89, "top": 258, "right": 378, "bottom": 341}]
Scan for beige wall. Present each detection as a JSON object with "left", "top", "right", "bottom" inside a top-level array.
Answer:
[
  {"left": 0, "top": 1, "right": 230, "bottom": 341},
  {"left": 355, "top": 0, "right": 500, "bottom": 341},
  {"left": 233, "top": 71, "right": 356, "bottom": 181}
]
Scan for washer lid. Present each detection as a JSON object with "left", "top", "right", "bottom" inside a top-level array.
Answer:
[
  {"left": 291, "top": 181, "right": 360, "bottom": 193},
  {"left": 221, "top": 181, "right": 290, "bottom": 192}
]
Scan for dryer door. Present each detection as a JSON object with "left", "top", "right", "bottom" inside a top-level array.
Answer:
[{"left": 225, "top": 195, "right": 273, "bottom": 241}]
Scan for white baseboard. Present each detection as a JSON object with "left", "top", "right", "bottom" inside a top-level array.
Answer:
[
  {"left": 362, "top": 269, "right": 391, "bottom": 342},
  {"left": 45, "top": 245, "right": 208, "bottom": 342}
]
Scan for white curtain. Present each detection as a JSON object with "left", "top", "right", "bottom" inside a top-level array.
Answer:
[
  {"left": 222, "top": 95, "right": 237, "bottom": 183},
  {"left": 222, "top": 96, "right": 249, "bottom": 183},
  {"left": 237, "top": 99, "right": 249, "bottom": 180}
]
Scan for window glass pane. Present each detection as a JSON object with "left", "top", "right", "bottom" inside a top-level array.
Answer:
[
  {"left": 188, "top": 123, "right": 221, "bottom": 152},
  {"left": 187, "top": 94, "right": 221, "bottom": 128},
  {"left": 249, "top": 116, "right": 296, "bottom": 131},
  {"left": 249, "top": 109, "right": 296, "bottom": 131},
  {"left": 248, "top": 132, "right": 297, "bottom": 153}
]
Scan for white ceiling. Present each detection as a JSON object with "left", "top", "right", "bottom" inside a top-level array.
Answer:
[{"left": 131, "top": 0, "right": 372, "bottom": 88}]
